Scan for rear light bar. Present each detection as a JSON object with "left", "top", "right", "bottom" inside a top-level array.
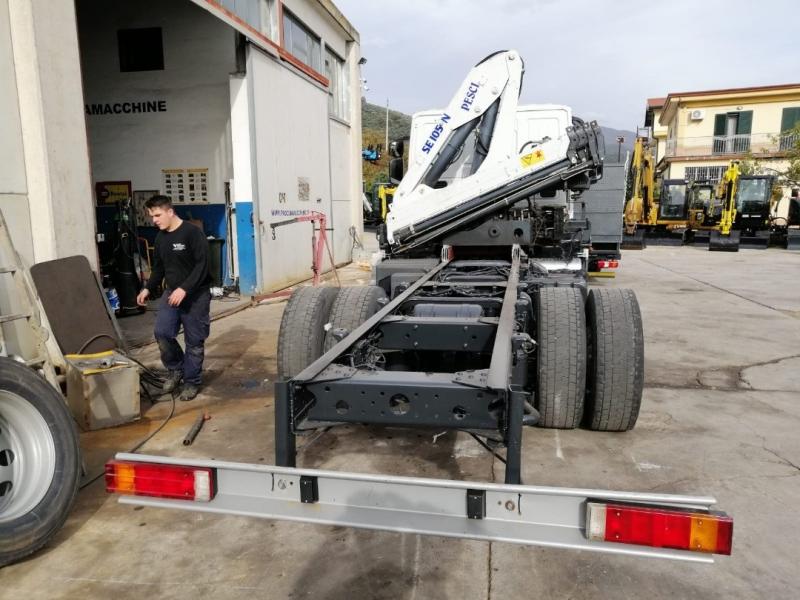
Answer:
[
  {"left": 595, "top": 259, "right": 619, "bottom": 269},
  {"left": 587, "top": 502, "right": 733, "bottom": 555},
  {"left": 105, "top": 460, "right": 216, "bottom": 502}
]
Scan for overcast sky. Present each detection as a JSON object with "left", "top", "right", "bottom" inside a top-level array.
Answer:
[{"left": 335, "top": 0, "right": 800, "bottom": 131}]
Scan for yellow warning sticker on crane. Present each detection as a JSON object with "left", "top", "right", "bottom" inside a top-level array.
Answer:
[{"left": 520, "top": 149, "right": 545, "bottom": 168}]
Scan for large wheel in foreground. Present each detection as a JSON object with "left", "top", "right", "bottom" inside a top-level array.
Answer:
[
  {"left": 0, "top": 357, "right": 81, "bottom": 566},
  {"left": 277, "top": 286, "right": 339, "bottom": 380},
  {"left": 535, "top": 287, "right": 587, "bottom": 429},
  {"left": 324, "top": 286, "right": 387, "bottom": 351},
  {"left": 584, "top": 288, "right": 644, "bottom": 431}
]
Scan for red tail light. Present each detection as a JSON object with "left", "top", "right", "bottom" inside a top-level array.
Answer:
[
  {"left": 587, "top": 503, "right": 732, "bottom": 555},
  {"left": 595, "top": 260, "right": 619, "bottom": 269},
  {"left": 105, "top": 460, "right": 216, "bottom": 502}
]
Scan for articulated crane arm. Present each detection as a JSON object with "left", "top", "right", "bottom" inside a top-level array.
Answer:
[
  {"left": 716, "top": 162, "right": 740, "bottom": 236},
  {"left": 385, "top": 50, "right": 604, "bottom": 253},
  {"left": 623, "top": 135, "right": 656, "bottom": 234}
]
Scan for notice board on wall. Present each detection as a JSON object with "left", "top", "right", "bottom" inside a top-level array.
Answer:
[{"left": 161, "top": 168, "right": 209, "bottom": 204}]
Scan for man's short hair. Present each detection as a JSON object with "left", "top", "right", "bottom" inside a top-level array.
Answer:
[{"left": 145, "top": 195, "right": 173, "bottom": 210}]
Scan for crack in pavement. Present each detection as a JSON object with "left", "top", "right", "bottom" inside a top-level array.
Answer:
[
  {"left": 645, "top": 353, "right": 800, "bottom": 393},
  {"left": 762, "top": 446, "right": 800, "bottom": 473}
]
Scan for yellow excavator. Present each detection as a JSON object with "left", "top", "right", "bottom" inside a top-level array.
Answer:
[
  {"left": 706, "top": 162, "right": 741, "bottom": 251},
  {"left": 364, "top": 182, "right": 397, "bottom": 226},
  {"left": 687, "top": 162, "right": 776, "bottom": 251},
  {"left": 622, "top": 133, "right": 688, "bottom": 248}
]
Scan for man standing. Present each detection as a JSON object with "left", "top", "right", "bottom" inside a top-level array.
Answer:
[{"left": 136, "top": 195, "right": 211, "bottom": 401}]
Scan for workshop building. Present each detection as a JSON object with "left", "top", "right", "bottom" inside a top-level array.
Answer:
[{"left": 1, "top": 0, "right": 363, "bottom": 295}]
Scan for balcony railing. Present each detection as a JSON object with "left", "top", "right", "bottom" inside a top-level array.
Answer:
[{"left": 664, "top": 133, "right": 798, "bottom": 158}]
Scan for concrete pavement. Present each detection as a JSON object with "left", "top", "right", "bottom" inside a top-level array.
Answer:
[{"left": 1, "top": 246, "right": 798, "bottom": 599}]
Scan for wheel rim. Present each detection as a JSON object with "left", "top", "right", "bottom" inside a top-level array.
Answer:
[{"left": 0, "top": 390, "right": 56, "bottom": 522}]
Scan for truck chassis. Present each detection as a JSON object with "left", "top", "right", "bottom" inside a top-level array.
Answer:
[
  {"left": 106, "top": 50, "right": 733, "bottom": 562},
  {"left": 276, "top": 246, "right": 594, "bottom": 486}
]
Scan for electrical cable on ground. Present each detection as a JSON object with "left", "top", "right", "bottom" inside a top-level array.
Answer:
[
  {"left": 469, "top": 432, "right": 507, "bottom": 464},
  {"left": 79, "top": 394, "right": 176, "bottom": 489},
  {"left": 75, "top": 333, "right": 178, "bottom": 489}
]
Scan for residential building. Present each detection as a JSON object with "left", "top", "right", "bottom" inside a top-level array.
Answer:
[{"left": 648, "top": 83, "right": 800, "bottom": 217}]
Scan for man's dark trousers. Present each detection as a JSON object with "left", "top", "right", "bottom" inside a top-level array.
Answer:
[{"left": 154, "top": 289, "right": 211, "bottom": 385}]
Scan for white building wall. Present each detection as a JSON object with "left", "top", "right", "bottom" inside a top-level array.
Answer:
[
  {"left": 77, "top": 0, "right": 236, "bottom": 206},
  {"left": 249, "top": 46, "right": 335, "bottom": 291},
  {"left": 344, "top": 40, "right": 364, "bottom": 254},
  {"left": 329, "top": 118, "right": 355, "bottom": 262},
  {"left": 6, "top": 0, "right": 96, "bottom": 269},
  {"left": 0, "top": 1, "right": 33, "bottom": 266}
]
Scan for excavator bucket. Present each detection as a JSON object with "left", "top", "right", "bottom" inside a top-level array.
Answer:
[
  {"left": 645, "top": 230, "right": 683, "bottom": 246},
  {"left": 786, "top": 229, "right": 800, "bottom": 250},
  {"left": 739, "top": 231, "right": 770, "bottom": 250},
  {"left": 622, "top": 230, "right": 646, "bottom": 249},
  {"left": 709, "top": 230, "right": 740, "bottom": 252},
  {"left": 690, "top": 230, "right": 710, "bottom": 247}
]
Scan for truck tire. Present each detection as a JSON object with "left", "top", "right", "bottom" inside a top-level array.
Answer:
[
  {"left": 324, "top": 286, "right": 387, "bottom": 351},
  {"left": 535, "top": 287, "right": 586, "bottom": 429},
  {"left": 0, "top": 357, "right": 81, "bottom": 566},
  {"left": 277, "top": 286, "right": 339, "bottom": 380},
  {"left": 584, "top": 288, "right": 644, "bottom": 431}
]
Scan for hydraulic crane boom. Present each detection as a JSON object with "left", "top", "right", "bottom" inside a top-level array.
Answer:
[{"left": 385, "top": 50, "right": 603, "bottom": 253}]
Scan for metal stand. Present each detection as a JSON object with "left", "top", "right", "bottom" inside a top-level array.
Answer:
[{"left": 270, "top": 211, "right": 340, "bottom": 286}]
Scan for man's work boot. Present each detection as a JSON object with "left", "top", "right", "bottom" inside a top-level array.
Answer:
[
  {"left": 179, "top": 383, "right": 200, "bottom": 402},
  {"left": 162, "top": 371, "right": 182, "bottom": 394}
]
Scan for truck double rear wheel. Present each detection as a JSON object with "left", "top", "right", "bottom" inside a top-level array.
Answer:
[
  {"left": 584, "top": 288, "right": 644, "bottom": 431},
  {"left": 535, "top": 287, "right": 587, "bottom": 429},
  {"left": 324, "top": 286, "right": 387, "bottom": 351},
  {"left": 277, "top": 286, "right": 340, "bottom": 380},
  {"left": 0, "top": 357, "right": 81, "bottom": 566}
]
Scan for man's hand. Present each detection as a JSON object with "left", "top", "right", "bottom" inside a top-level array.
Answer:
[
  {"left": 136, "top": 289, "right": 150, "bottom": 306},
  {"left": 168, "top": 287, "right": 187, "bottom": 306}
]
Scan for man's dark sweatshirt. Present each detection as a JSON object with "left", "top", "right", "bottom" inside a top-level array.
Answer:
[{"left": 146, "top": 222, "right": 211, "bottom": 297}]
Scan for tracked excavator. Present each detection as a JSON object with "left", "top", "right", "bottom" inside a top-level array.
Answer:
[
  {"left": 622, "top": 133, "right": 688, "bottom": 248},
  {"left": 106, "top": 51, "right": 734, "bottom": 562},
  {"left": 693, "top": 162, "right": 775, "bottom": 251}
]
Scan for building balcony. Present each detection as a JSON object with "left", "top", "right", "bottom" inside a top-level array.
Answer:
[{"left": 664, "top": 133, "right": 798, "bottom": 159}]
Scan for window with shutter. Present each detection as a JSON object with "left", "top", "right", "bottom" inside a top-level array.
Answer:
[
  {"left": 712, "top": 111, "right": 751, "bottom": 153},
  {"left": 713, "top": 114, "right": 726, "bottom": 153},
  {"left": 735, "top": 111, "right": 752, "bottom": 152},
  {"left": 780, "top": 107, "right": 800, "bottom": 150},
  {"left": 781, "top": 107, "right": 800, "bottom": 132},
  {"left": 736, "top": 111, "right": 753, "bottom": 135}
]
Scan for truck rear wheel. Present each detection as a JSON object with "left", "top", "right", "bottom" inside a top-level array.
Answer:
[
  {"left": 584, "top": 288, "right": 644, "bottom": 431},
  {"left": 277, "top": 286, "right": 339, "bottom": 380},
  {"left": 535, "top": 287, "right": 586, "bottom": 429},
  {"left": 324, "top": 286, "right": 387, "bottom": 351},
  {"left": 0, "top": 357, "right": 81, "bottom": 566}
]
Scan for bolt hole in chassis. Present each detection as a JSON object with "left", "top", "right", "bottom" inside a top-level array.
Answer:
[{"left": 110, "top": 51, "right": 732, "bottom": 561}]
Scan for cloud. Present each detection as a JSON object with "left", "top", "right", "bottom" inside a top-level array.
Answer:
[{"left": 338, "top": 0, "right": 800, "bottom": 130}]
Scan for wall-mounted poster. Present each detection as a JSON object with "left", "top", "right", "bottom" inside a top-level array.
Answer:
[
  {"left": 161, "top": 168, "right": 209, "bottom": 204},
  {"left": 161, "top": 169, "right": 185, "bottom": 203},
  {"left": 95, "top": 181, "right": 132, "bottom": 206},
  {"left": 186, "top": 168, "right": 209, "bottom": 203}
]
